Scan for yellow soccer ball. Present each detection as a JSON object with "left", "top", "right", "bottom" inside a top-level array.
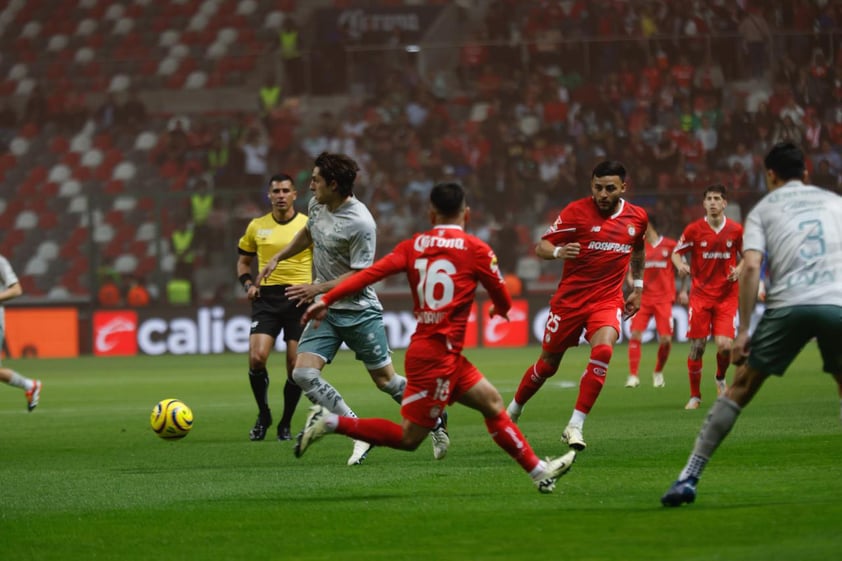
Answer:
[{"left": 150, "top": 399, "right": 194, "bottom": 440}]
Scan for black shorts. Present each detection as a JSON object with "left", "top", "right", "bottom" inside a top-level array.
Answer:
[{"left": 250, "top": 285, "right": 306, "bottom": 341}]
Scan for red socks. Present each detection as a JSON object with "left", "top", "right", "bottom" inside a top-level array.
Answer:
[
  {"left": 514, "top": 358, "right": 558, "bottom": 406},
  {"left": 574, "top": 344, "right": 613, "bottom": 414},
  {"left": 485, "top": 411, "right": 540, "bottom": 472},
  {"left": 628, "top": 339, "right": 641, "bottom": 376},
  {"left": 655, "top": 341, "right": 671, "bottom": 372},
  {"left": 688, "top": 357, "right": 703, "bottom": 398},
  {"left": 336, "top": 417, "right": 403, "bottom": 448}
]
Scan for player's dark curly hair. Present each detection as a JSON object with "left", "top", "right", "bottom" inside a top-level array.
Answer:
[
  {"left": 592, "top": 160, "right": 626, "bottom": 181},
  {"left": 430, "top": 182, "right": 465, "bottom": 217},
  {"left": 704, "top": 183, "right": 727, "bottom": 199},
  {"left": 314, "top": 152, "right": 359, "bottom": 197},
  {"left": 764, "top": 141, "right": 806, "bottom": 181}
]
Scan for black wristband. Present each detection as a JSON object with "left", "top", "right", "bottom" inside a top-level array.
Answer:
[{"left": 239, "top": 273, "right": 254, "bottom": 289}]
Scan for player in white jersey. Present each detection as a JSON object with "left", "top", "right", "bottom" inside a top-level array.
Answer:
[
  {"left": 662, "top": 141, "right": 842, "bottom": 507},
  {"left": 0, "top": 254, "right": 42, "bottom": 411},
  {"left": 256, "top": 152, "right": 449, "bottom": 464}
]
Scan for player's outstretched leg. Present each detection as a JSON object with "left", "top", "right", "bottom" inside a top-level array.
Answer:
[
  {"left": 294, "top": 405, "right": 330, "bottom": 458},
  {"left": 533, "top": 451, "right": 577, "bottom": 494},
  {"left": 429, "top": 410, "right": 449, "bottom": 460}
]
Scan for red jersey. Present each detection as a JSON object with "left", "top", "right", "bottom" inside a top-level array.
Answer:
[
  {"left": 322, "top": 225, "right": 512, "bottom": 353},
  {"left": 642, "top": 236, "right": 677, "bottom": 305},
  {"left": 673, "top": 217, "right": 743, "bottom": 301},
  {"left": 543, "top": 197, "right": 648, "bottom": 308}
]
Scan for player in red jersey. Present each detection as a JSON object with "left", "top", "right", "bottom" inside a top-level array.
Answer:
[
  {"left": 625, "top": 215, "right": 678, "bottom": 389},
  {"left": 292, "top": 182, "right": 576, "bottom": 493},
  {"left": 671, "top": 184, "right": 743, "bottom": 410},
  {"left": 506, "top": 160, "right": 648, "bottom": 451}
]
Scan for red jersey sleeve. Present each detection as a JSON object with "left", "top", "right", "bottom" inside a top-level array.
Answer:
[
  {"left": 322, "top": 243, "right": 409, "bottom": 305},
  {"left": 541, "top": 205, "right": 580, "bottom": 246},
  {"left": 474, "top": 242, "right": 512, "bottom": 317}
]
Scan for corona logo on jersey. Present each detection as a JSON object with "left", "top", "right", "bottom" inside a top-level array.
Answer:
[
  {"left": 481, "top": 300, "right": 528, "bottom": 347},
  {"left": 93, "top": 311, "right": 138, "bottom": 356}
]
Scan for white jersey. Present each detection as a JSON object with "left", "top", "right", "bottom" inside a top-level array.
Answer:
[
  {"left": 0, "top": 254, "right": 20, "bottom": 343},
  {"left": 307, "top": 196, "right": 382, "bottom": 312},
  {"left": 743, "top": 181, "right": 842, "bottom": 308}
]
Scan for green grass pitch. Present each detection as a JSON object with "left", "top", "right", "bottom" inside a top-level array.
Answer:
[{"left": 2, "top": 343, "right": 841, "bottom": 561}]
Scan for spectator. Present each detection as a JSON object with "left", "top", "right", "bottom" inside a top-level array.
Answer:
[
  {"left": 802, "top": 108, "right": 827, "bottom": 152},
  {"left": 693, "top": 53, "right": 725, "bottom": 100},
  {"left": 23, "top": 84, "right": 48, "bottom": 127},
  {"left": 0, "top": 102, "right": 17, "bottom": 148},
  {"left": 278, "top": 15, "right": 304, "bottom": 96},
  {"left": 738, "top": 7, "right": 772, "bottom": 79},
  {"left": 772, "top": 114, "right": 804, "bottom": 145},
  {"left": 258, "top": 74, "right": 281, "bottom": 118},
  {"left": 239, "top": 125, "right": 270, "bottom": 189},
  {"left": 97, "top": 275, "right": 122, "bottom": 307},
  {"left": 810, "top": 157, "right": 839, "bottom": 191},
  {"left": 95, "top": 93, "right": 120, "bottom": 131},
  {"left": 121, "top": 91, "right": 147, "bottom": 133},
  {"left": 126, "top": 276, "right": 151, "bottom": 307}
]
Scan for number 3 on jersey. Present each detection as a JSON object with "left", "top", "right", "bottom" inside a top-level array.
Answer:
[{"left": 415, "top": 258, "right": 456, "bottom": 309}]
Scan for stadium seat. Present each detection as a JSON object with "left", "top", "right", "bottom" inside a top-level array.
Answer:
[
  {"left": 41, "top": 181, "right": 59, "bottom": 198},
  {"left": 206, "top": 41, "right": 227, "bottom": 59},
  {"left": 81, "top": 149, "right": 104, "bottom": 168},
  {"left": 70, "top": 133, "right": 92, "bottom": 154},
  {"left": 113, "top": 195, "right": 136, "bottom": 212},
  {"left": 47, "top": 285, "right": 72, "bottom": 300},
  {"left": 46, "top": 34, "right": 69, "bottom": 52},
  {"left": 113, "top": 17, "right": 135, "bottom": 35},
  {"left": 38, "top": 212, "right": 58, "bottom": 231},
  {"left": 135, "top": 222, "right": 158, "bottom": 242},
  {"left": 134, "top": 131, "right": 158, "bottom": 151},
  {"left": 158, "top": 57, "right": 179, "bottom": 76},
  {"left": 15, "top": 77, "right": 35, "bottom": 96},
  {"left": 75, "top": 46, "right": 95, "bottom": 64},
  {"left": 58, "top": 179, "right": 82, "bottom": 198},
  {"left": 21, "top": 21, "right": 42, "bottom": 38},
  {"left": 93, "top": 222, "right": 116, "bottom": 244},
  {"left": 264, "top": 11, "right": 284, "bottom": 29},
  {"left": 15, "top": 211, "right": 38, "bottom": 230},
  {"left": 75, "top": 18, "right": 97, "bottom": 36},
  {"left": 114, "top": 253, "right": 139, "bottom": 274},
  {"left": 50, "top": 135, "right": 70, "bottom": 153},
  {"left": 48, "top": 163, "right": 72, "bottom": 183},
  {"left": 109, "top": 74, "right": 131, "bottom": 93},
  {"left": 159, "top": 29, "right": 181, "bottom": 48},
  {"left": 188, "top": 13, "right": 209, "bottom": 31},
  {"left": 9, "top": 137, "right": 29, "bottom": 157},
  {"left": 217, "top": 27, "right": 238, "bottom": 46},
  {"left": 24, "top": 256, "right": 48, "bottom": 276},
  {"left": 184, "top": 70, "right": 207, "bottom": 89},
  {"left": 8, "top": 62, "right": 28, "bottom": 81},
  {"left": 112, "top": 161, "right": 137, "bottom": 181},
  {"left": 36, "top": 240, "right": 60, "bottom": 261},
  {"left": 67, "top": 195, "right": 88, "bottom": 214}
]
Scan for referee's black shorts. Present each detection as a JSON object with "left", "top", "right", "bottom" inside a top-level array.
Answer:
[{"left": 250, "top": 285, "right": 306, "bottom": 341}]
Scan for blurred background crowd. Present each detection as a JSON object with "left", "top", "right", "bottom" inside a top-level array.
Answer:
[{"left": 2, "top": 0, "right": 842, "bottom": 306}]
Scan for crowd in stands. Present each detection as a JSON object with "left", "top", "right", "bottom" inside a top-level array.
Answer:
[{"left": 4, "top": 0, "right": 842, "bottom": 301}]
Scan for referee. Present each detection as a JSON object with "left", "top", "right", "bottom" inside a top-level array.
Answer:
[{"left": 237, "top": 174, "right": 313, "bottom": 441}]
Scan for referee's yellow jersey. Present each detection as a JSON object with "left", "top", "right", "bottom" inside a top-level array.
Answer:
[{"left": 238, "top": 212, "right": 312, "bottom": 285}]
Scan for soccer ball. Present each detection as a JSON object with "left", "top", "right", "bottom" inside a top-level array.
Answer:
[{"left": 150, "top": 398, "right": 194, "bottom": 439}]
